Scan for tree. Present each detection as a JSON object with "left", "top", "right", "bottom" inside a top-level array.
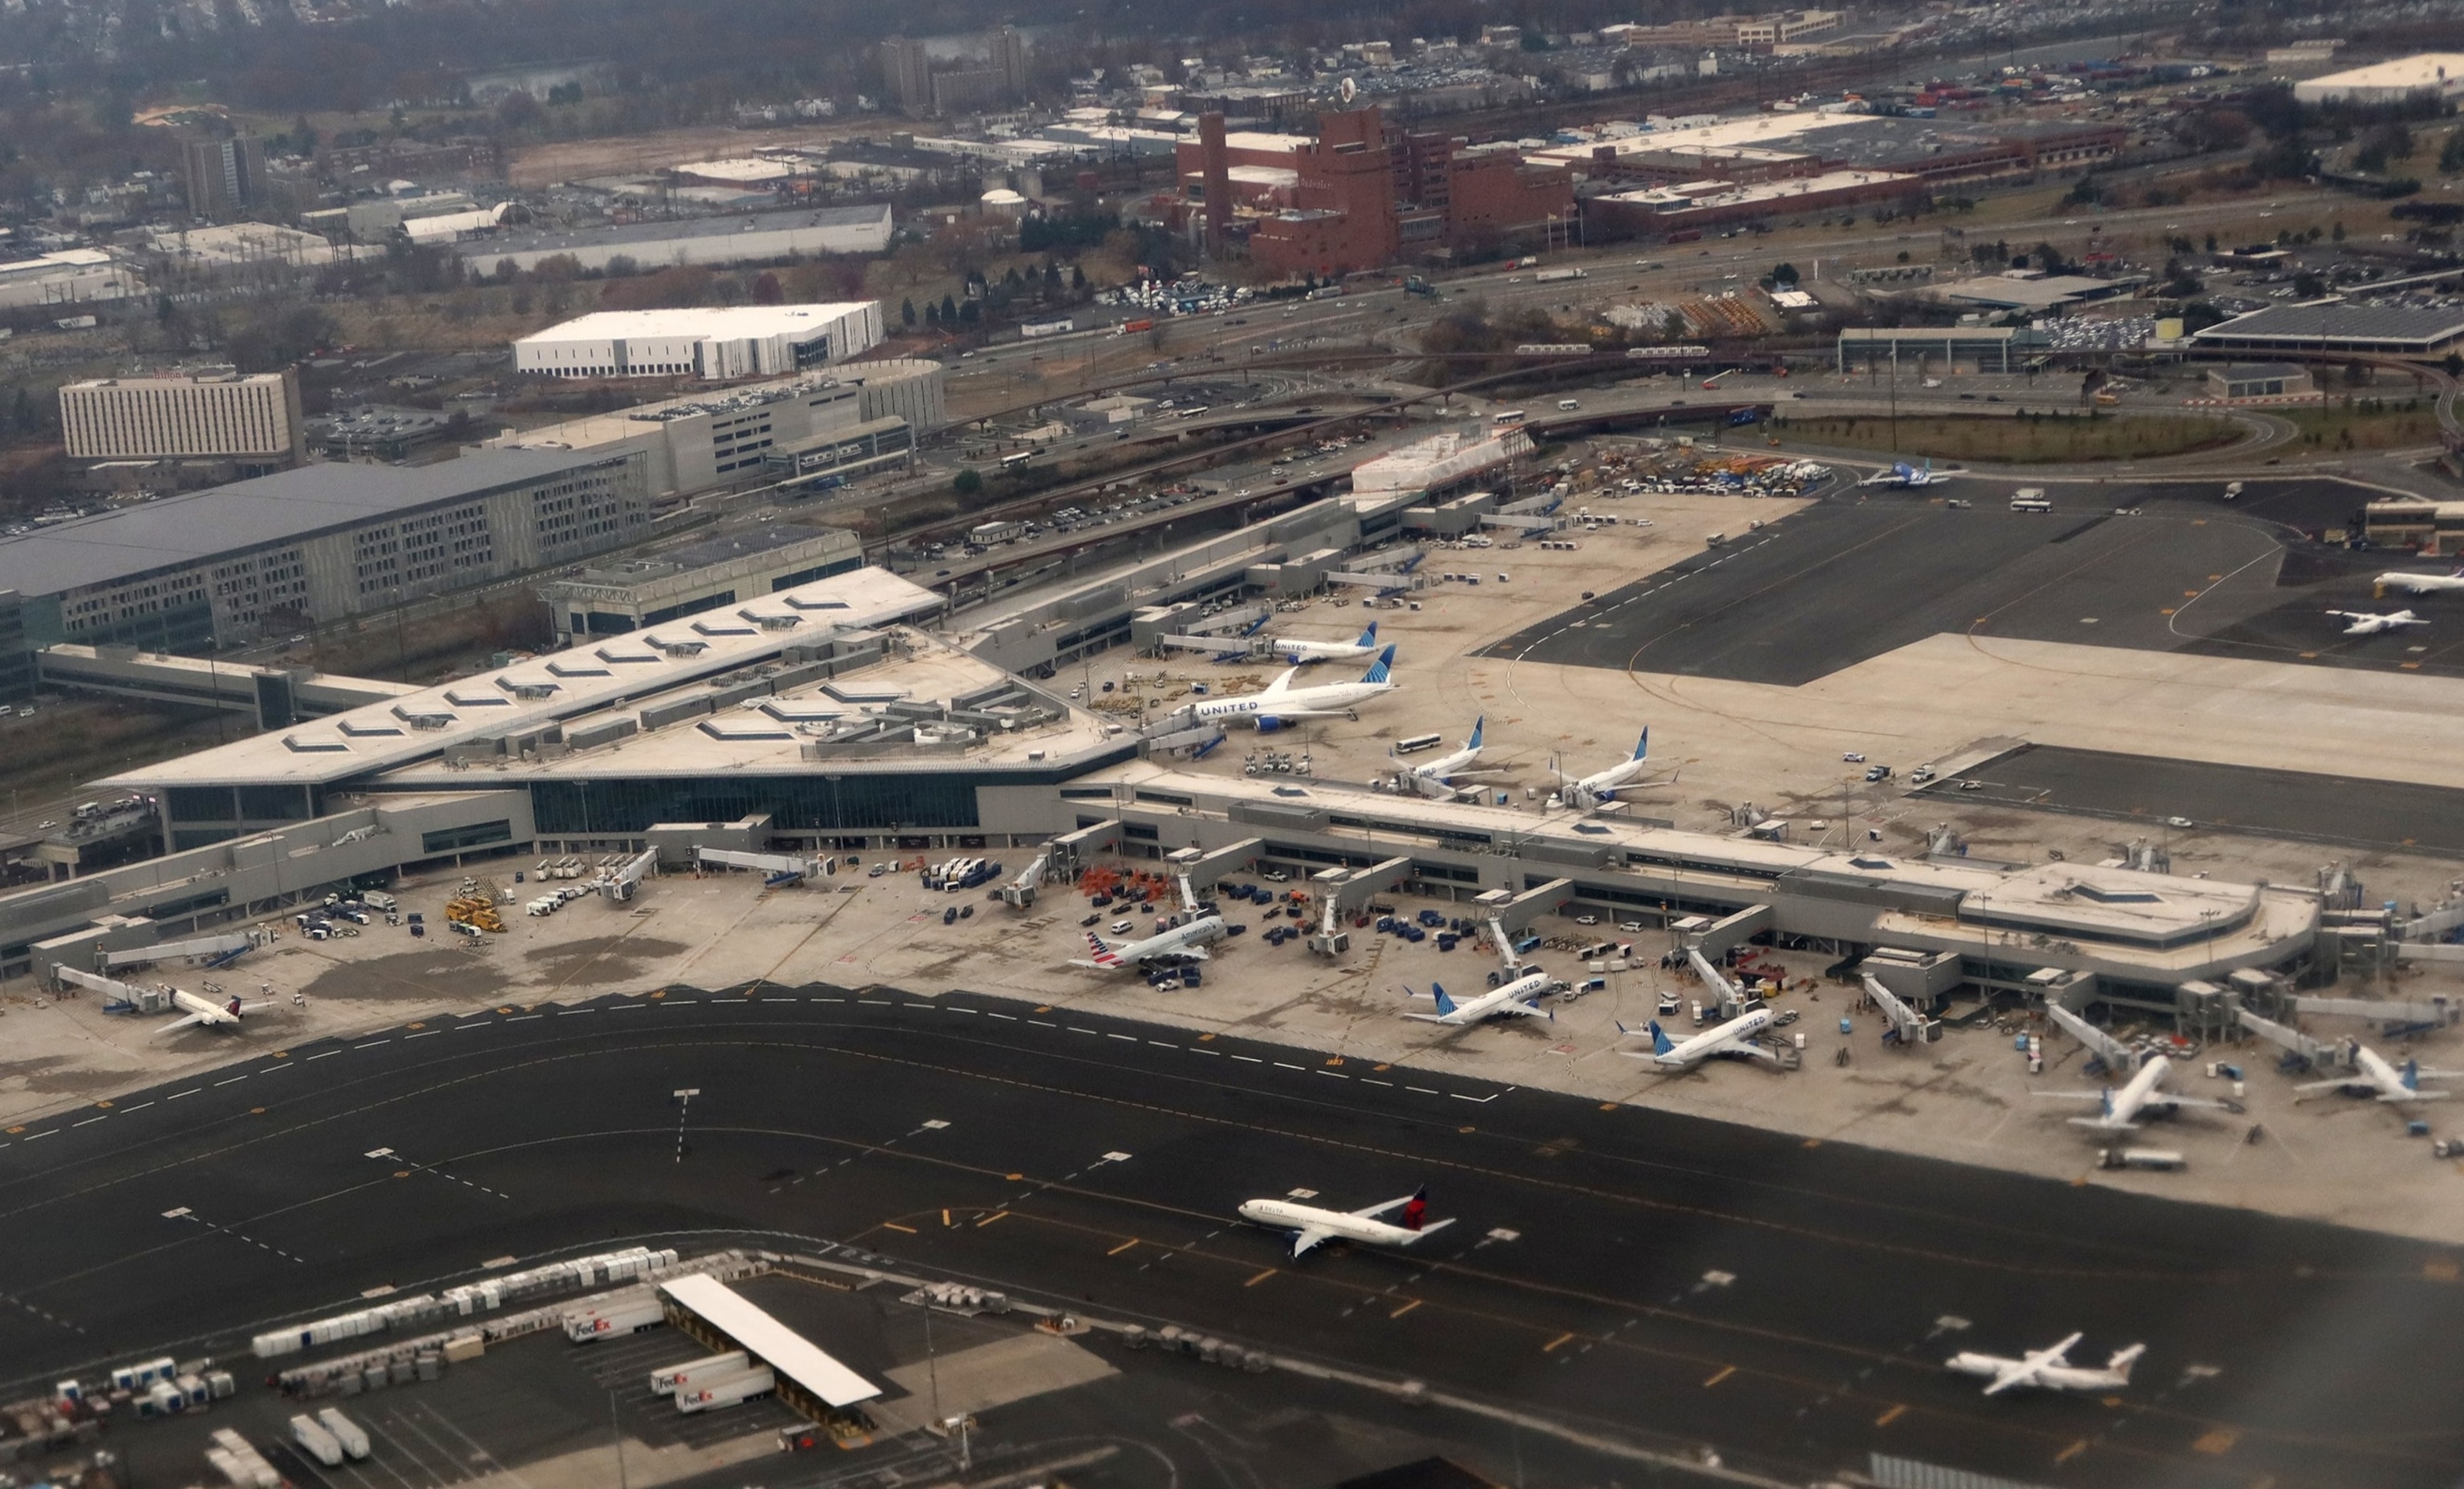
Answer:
[
  {"left": 952, "top": 467, "right": 983, "bottom": 496},
  {"left": 1769, "top": 262, "right": 1800, "bottom": 286},
  {"left": 2293, "top": 270, "right": 2326, "bottom": 298},
  {"left": 2443, "top": 130, "right": 2464, "bottom": 174},
  {"left": 901, "top": 298, "right": 918, "bottom": 326},
  {"left": 2332, "top": 221, "right": 2346, "bottom": 241},
  {"left": 941, "top": 293, "right": 958, "bottom": 322},
  {"left": 924, "top": 300, "right": 940, "bottom": 325},
  {"left": 1071, "top": 264, "right": 1086, "bottom": 290},
  {"left": 750, "top": 272, "right": 783, "bottom": 304}
]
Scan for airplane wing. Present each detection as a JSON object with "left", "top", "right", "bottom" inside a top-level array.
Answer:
[
  {"left": 1493, "top": 1001, "right": 1550, "bottom": 1017},
  {"left": 1287, "top": 1225, "right": 1339, "bottom": 1257},
  {"left": 1259, "top": 666, "right": 1302, "bottom": 696},
  {"left": 152, "top": 1012, "right": 209, "bottom": 1037},
  {"left": 2029, "top": 1090, "right": 2108, "bottom": 1102},
  {"left": 1982, "top": 1361, "right": 2042, "bottom": 1396},
  {"left": 1350, "top": 1191, "right": 1421, "bottom": 1219},
  {"left": 1402, "top": 1012, "right": 1457, "bottom": 1024}
]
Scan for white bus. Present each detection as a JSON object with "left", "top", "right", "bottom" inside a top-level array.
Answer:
[
  {"left": 1392, "top": 733, "right": 1445, "bottom": 755},
  {"left": 1492, "top": 410, "right": 1527, "bottom": 427},
  {"left": 999, "top": 450, "right": 1034, "bottom": 469},
  {"left": 2010, "top": 488, "right": 2052, "bottom": 513}
]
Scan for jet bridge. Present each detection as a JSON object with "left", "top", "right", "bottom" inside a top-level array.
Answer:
[
  {"left": 695, "top": 847, "right": 824, "bottom": 887},
  {"left": 1685, "top": 945, "right": 1752, "bottom": 1020},
  {"left": 1303, "top": 855, "right": 1413, "bottom": 957},
  {"left": 55, "top": 964, "right": 178, "bottom": 1014},
  {"left": 1474, "top": 879, "right": 1574, "bottom": 937},
  {"left": 1165, "top": 839, "right": 1263, "bottom": 897},
  {"left": 2239, "top": 1005, "right": 2343, "bottom": 1069},
  {"left": 2292, "top": 995, "right": 2460, "bottom": 1030},
  {"left": 1861, "top": 974, "right": 1940, "bottom": 1047},
  {"left": 2045, "top": 1001, "right": 2139, "bottom": 1076},
  {"left": 1691, "top": 903, "right": 1773, "bottom": 960},
  {"left": 602, "top": 849, "right": 659, "bottom": 903},
  {"left": 1045, "top": 820, "right": 1121, "bottom": 885},
  {"left": 996, "top": 853, "right": 1051, "bottom": 910},
  {"left": 101, "top": 931, "right": 258, "bottom": 970}
]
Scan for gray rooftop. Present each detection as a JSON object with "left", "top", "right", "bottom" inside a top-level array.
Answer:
[
  {"left": 461, "top": 205, "right": 891, "bottom": 259},
  {"left": 2193, "top": 301, "right": 2464, "bottom": 347},
  {"left": 0, "top": 448, "right": 618, "bottom": 598}
]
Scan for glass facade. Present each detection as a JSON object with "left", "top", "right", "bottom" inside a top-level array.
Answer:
[{"left": 527, "top": 772, "right": 999, "bottom": 836}]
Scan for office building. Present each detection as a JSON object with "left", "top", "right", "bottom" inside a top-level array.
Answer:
[
  {"left": 59, "top": 369, "right": 304, "bottom": 477},
  {"left": 0, "top": 248, "right": 141, "bottom": 310},
  {"left": 883, "top": 35, "right": 934, "bottom": 114},
  {"left": 0, "top": 449, "right": 650, "bottom": 660},
  {"left": 184, "top": 134, "right": 268, "bottom": 221},
  {"left": 513, "top": 303, "right": 886, "bottom": 382}
]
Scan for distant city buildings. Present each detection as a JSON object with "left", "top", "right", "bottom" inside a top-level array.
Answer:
[
  {"left": 457, "top": 205, "right": 893, "bottom": 276},
  {"left": 881, "top": 26, "right": 1030, "bottom": 117}
]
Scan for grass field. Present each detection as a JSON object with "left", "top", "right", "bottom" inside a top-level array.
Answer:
[
  {"left": 1775, "top": 411, "right": 2241, "bottom": 464},
  {"left": 2280, "top": 399, "right": 2448, "bottom": 451}
]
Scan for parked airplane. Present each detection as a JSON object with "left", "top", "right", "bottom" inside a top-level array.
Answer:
[
  {"left": 1859, "top": 458, "right": 1962, "bottom": 488},
  {"left": 1071, "top": 916, "right": 1228, "bottom": 971},
  {"left": 1237, "top": 1186, "right": 1454, "bottom": 1258},
  {"left": 1404, "top": 972, "right": 1554, "bottom": 1026},
  {"left": 1157, "top": 620, "right": 1380, "bottom": 666},
  {"left": 2295, "top": 1041, "right": 2462, "bottom": 1104},
  {"left": 1184, "top": 647, "right": 1396, "bottom": 732},
  {"left": 1619, "top": 1008, "right": 1780, "bottom": 1069},
  {"left": 1947, "top": 1333, "right": 2146, "bottom": 1396},
  {"left": 1553, "top": 729, "right": 1669, "bottom": 809},
  {"left": 2377, "top": 568, "right": 2464, "bottom": 597},
  {"left": 1401, "top": 716, "right": 1503, "bottom": 797},
  {"left": 156, "top": 988, "right": 249, "bottom": 1036},
  {"left": 2032, "top": 1054, "right": 2235, "bottom": 1132},
  {"left": 2328, "top": 609, "right": 2428, "bottom": 636}
]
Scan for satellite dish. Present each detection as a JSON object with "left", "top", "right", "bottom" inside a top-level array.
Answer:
[{"left": 1339, "top": 75, "right": 1359, "bottom": 104}]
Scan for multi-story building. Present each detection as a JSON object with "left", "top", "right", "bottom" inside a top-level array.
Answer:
[
  {"left": 184, "top": 134, "right": 267, "bottom": 221},
  {"left": 932, "top": 68, "right": 1007, "bottom": 116},
  {"left": 0, "top": 449, "right": 651, "bottom": 666},
  {"left": 59, "top": 369, "right": 304, "bottom": 479},
  {"left": 513, "top": 303, "right": 886, "bottom": 382},
  {"left": 882, "top": 35, "right": 934, "bottom": 115},
  {"left": 991, "top": 25, "right": 1028, "bottom": 95}
]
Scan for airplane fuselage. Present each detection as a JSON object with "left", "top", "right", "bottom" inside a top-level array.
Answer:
[
  {"left": 1413, "top": 972, "right": 1552, "bottom": 1024},
  {"left": 1237, "top": 1199, "right": 1428, "bottom": 1249},
  {"left": 1646, "top": 1008, "right": 1777, "bottom": 1067},
  {"left": 1191, "top": 680, "right": 1390, "bottom": 727}
]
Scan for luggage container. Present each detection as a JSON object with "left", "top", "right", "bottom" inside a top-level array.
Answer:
[
  {"left": 651, "top": 1351, "right": 750, "bottom": 1395},
  {"left": 290, "top": 1413, "right": 346, "bottom": 1467},
  {"left": 317, "top": 1406, "right": 372, "bottom": 1459},
  {"left": 675, "top": 1366, "right": 776, "bottom": 1414}
]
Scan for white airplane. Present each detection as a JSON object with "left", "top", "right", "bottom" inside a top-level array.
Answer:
[
  {"left": 156, "top": 988, "right": 249, "bottom": 1036},
  {"left": 1947, "top": 1333, "right": 2146, "bottom": 1396},
  {"left": 1185, "top": 646, "right": 1396, "bottom": 732},
  {"left": 1237, "top": 1186, "right": 1454, "bottom": 1258},
  {"left": 1268, "top": 620, "right": 1380, "bottom": 666},
  {"left": 1401, "top": 716, "right": 1503, "bottom": 797},
  {"left": 2377, "top": 568, "right": 2464, "bottom": 596},
  {"left": 1404, "top": 972, "right": 1554, "bottom": 1026},
  {"left": 1554, "top": 729, "right": 1670, "bottom": 809},
  {"left": 2032, "top": 1054, "right": 2235, "bottom": 1132},
  {"left": 1071, "top": 916, "right": 1228, "bottom": 971},
  {"left": 1619, "top": 1008, "right": 1781, "bottom": 1069},
  {"left": 2328, "top": 609, "right": 2428, "bottom": 636},
  {"left": 1858, "top": 457, "right": 1962, "bottom": 488},
  {"left": 2295, "top": 1041, "right": 2462, "bottom": 1104}
]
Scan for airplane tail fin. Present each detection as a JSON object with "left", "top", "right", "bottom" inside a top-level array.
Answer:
[
  {"left": 1402, "top": 1185, "right": 1429, "bottom": 1231},
  {"left": 1632, "top": 727, "right": 1649, "bottom": 762},
  {"left": 1356, "top": 620, "right": 1379, "bottom": 648},
  {"left": 2107, "top": 1343, "right": 2146, "bottom": 1381},
  {"left": 1467, "top": 715, "right": 1484, "bottom": 751},
  {"left": 2101, "top": 1088, "right": 2114, "bottom": 1121},
  {"left": 2405, "top": 1058, "right": 2421, "bottom": 1090},
  {"left": 1647, "top": 1020, "right": 1675, "bottom": 1056},
  {"left": 1361, "top": 644, "right": 1396, "bottom": 686},
  {"left": 1084, "top": 931, "right": 1122, "bottom": 967},
  {"left": 1431, "top": 983, "right": 1456, "bottom": 1016}
]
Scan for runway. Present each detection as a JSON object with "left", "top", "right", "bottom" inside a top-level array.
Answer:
[
  {"left": 1485, "top": 479, "right": 2414, "bottom": 686},
  {"left": 2, "top": 987, "right": 2460, "bottom": 1488}
]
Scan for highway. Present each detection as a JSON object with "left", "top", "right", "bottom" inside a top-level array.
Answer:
[{"left": 4, "top": 987, "right": 2462, "bottom": 1487}]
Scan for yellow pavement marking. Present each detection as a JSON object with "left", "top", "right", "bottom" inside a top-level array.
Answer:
[
  {"left": 1244, "top": 1268, "right": 1277, "bottom": 1288},
  {"left": 2056, "top": 1440, "right": 2089, "bottom": 1464},
  {"left": 1389, "top": 1299, "right": 1422, "bottom": 1319},
  {"left": 2193, "top": 1429, "right": 2240, "bottom": 1455},
  {"left": 975, "top": 1210, "right": 1009, "bottom": 1227},
  {"left": 1107, "top": 1239, "right": 1140, "bottom": 1256},
  {"left": 1874, "top": 1404, "right": 1907, "bottom": 1427},
  {"left": 1542, "top": 1333, "right": 1577, "bottom": 1353},
  {"left": 1703, "top": 1365, "right": 1735, "bottom": 1387}
]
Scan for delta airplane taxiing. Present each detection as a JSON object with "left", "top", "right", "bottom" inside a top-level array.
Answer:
[{"left": 1237, "top": 1186, "right": 1453, "bottom": 1257}]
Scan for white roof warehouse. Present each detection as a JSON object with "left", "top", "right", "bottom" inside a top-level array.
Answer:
[{"left": 514, "top": 302, "right": 885, "bottom": 381}]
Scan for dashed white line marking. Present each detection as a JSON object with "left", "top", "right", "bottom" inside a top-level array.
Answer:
[
  {"left": 612, "top": 1003, "right": 648, "bottom": 1011},
  {"left": 1068, "top": 1027, "right": 1099, "bottom": 1035},
  {"left": 1148, "top": 1041, "right": 1178, "bottom": 1048},
  {"left": 1193, "top": 1048, "right": 1220, "bottom": 1056},
  {"left": 1406, "top": 1085, "right": 1440, "bottom": 1094},
  {"left": 306, "top": 1051, "right": 339, "bottom": 1061},
  {"left": 986, "top": 1012, "right": 1017, "bottom": 1020},
  {"left": 167, "top": 1089, "right": 199, "bottom": 1100},
  {"left": 503, "top": 1014, "right": 542, "bottom": 1022},
  {"left": 1106, "top": 1033, "right": 1137, "bottom": 1042},
  {"left": 1361, "top": 1079, "right": 1393, "bottom": 1087},
  {"left": 214, "top": 1076, "right": 248, "bottom": 1085},
  {"left": 22, "top": 1130, "right": 54, "bottom": 1141},
  {"left": 1028, "top": 1019, "right": 1056, "bottom": 1028},
  {"left": 1231, "top": 1055, "right": 1263, "bottom": 1063},
  {"left": 948, "top": 1007, "right": 978, "bottom": 1015},
  {"left": 1273, "top": 1062, "right": 1304, "bottom": 1071},
  {"left": 1315, "top": 1070, "right": 1348, "bottom": 1080},
  {"left": 355, "top": 1039, "right": 391, "bottom": 1049},
  {"left": 72, "top": 1115, "right": 107, "bottom": 1127},
  {"left": 120, "top": 1102, "right": 153, "bottom": 1112},
  {"left": 456, "top": 1020, "right": 493, "bottom": 1029},
  {"left": 559, "top": 1008, "right": 601, "bottom": 1016},
  {"left": 406, "top": 1030, "right": 440, "bottom": 1040}
]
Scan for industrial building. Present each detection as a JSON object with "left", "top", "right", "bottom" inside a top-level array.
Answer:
[
  {"left": 484, "top": 361, "right": 942, "bottom": 497},
  {"left": 2292, "top": 52, "right": 2464, "bottom": 105},
  {"left": 58, "top": 369, "right": 304, "bottom": 482},
  {"left": 514, "top": 303, "right": 886, "bottom": 382},
  {"left": 2190, "top": 302, "right": 2464, "bottom": 361},
  {"left": 460, "top": 205, "right": 894, "bottom": 276},
  {"left": 0, "top": 247, "right": 141, "bottom": 310},
  {"left": 0, "top": 448, "right": 650, "bottom": 667},
  {"left": 539, "top": 523, "right": 866, "bottom": 646}
]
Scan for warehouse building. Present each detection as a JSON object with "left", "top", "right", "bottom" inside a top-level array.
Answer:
[
  {"left": 0, "top": 448, "right": 650, "bottom": 669},
  {"left": 514, "top": 303, "right": 885, "bottom": 381},
  {"left": 0, "top": 247, "right": 141, "bottom": 310},
  {"left": 2292, "top": 52, "right": 2464, "bottom": 105},
  {"left": 59, "top": 369, "right": 304, "bottom": 484},
  {"left": 460, "top": 205, "right": 894, "bottom": 276},
  {"left": 485, "top": 360, "right": 941, "bottom": 497}
]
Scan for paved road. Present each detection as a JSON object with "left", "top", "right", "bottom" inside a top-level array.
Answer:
[{"left": 2, "top": 988, "right": 2459, "bottom": 1487}]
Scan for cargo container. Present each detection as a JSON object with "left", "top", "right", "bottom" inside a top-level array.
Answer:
[
  {"left": 650, "top": 1351, "right": 748, "bottom": 1396},
  {"left": 291, "top": 1413, "right": 346, "bottom": 1467},
  {"left": 317, "top": 1406, "right": 373, "bottom": 1459},
  {"left": 210, "top": 1428, "right": 282, "bottom": 1489},
  {"left": 361, "top": 891, "right": 397, "bottom": 912},
  {"left": 675, "top": 1366, "right": 776, "bottom": 1413},
  {"left": 562, "top": 1294, "right": 664, "bottom": 1341}
]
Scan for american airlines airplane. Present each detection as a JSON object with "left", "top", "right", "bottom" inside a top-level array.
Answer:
[
  {"left": 1071, "top": 915, "right": 1228, "bottom": 971},
  {"left": 1947, "top": 1333, "right": 2146, "bottom": 1396},
  {"left": 1184, "top": 647, "right": 1396, "bottom": 732},
  {"left": 1400, "top": 716, "right": 1500, "bottom": 798},
  {"left": 2032, "top": 1054, "right": 2235, "bottom": 1132},
  {"left": 1619, "top": 1008, "right": 1781, "bottom": 1069},
  {"left": 2328, "top": 609, "right": 2428, "bottom": 636},
  {"left": 2295, "top": 1041, "right": 2462, "bottom": 1104},
  {"left": 1404, "top": 972, "right": 1554, "bottom": 1025},
  {"left": 1554, "top": 729, "right": 1669, "bottom": 809},
  {"left": 2377, "top": 568, "right": 2464, "bottom": 596},
  {"left": 1859, "top": 457, "right": 1962, "bottom": 488},
  {"left": 1237, "top": 1186, "right": 1453, "bottom": 1258}
]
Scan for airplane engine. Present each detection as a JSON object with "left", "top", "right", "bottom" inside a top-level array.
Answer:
[{"left": 1256, "top": 717, "right": 1286, "bottom": 733}]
